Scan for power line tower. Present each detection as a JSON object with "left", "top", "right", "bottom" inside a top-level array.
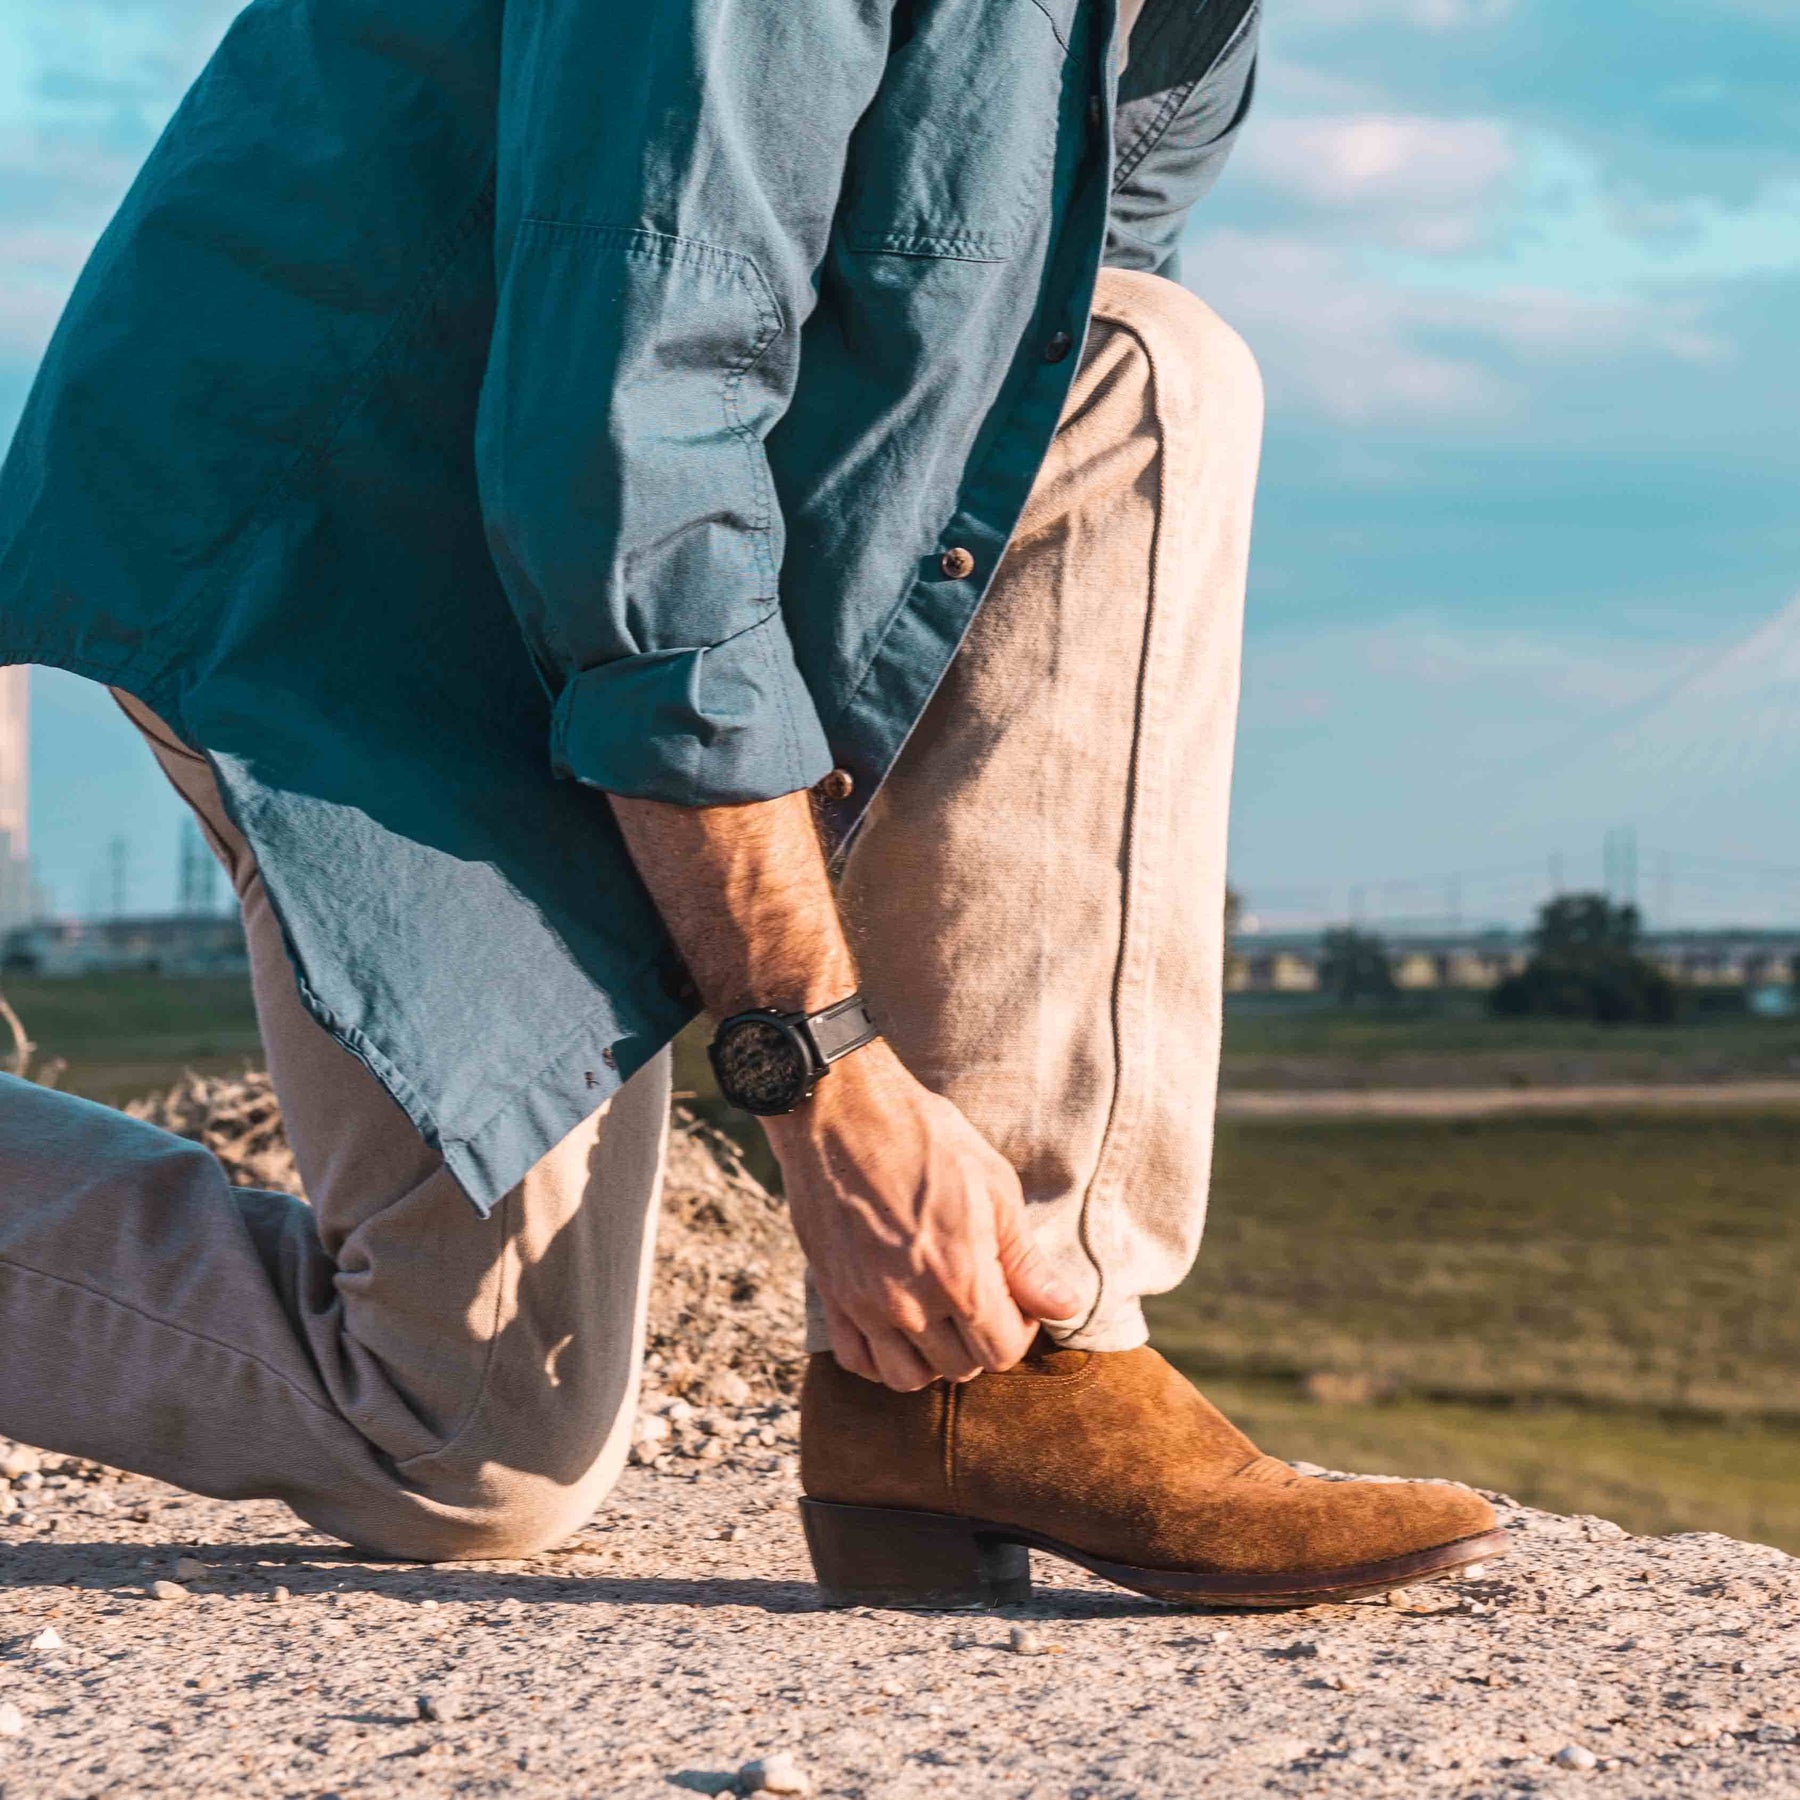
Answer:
[
  {"left": 107, "top": 835, "right": 131, "bottom": 919},
  {"left": 1602, "top": 827, "right": 1639, "bottom": 910},
  {"left": 177, "top": 817, "right": 218, "bottom": 916}
]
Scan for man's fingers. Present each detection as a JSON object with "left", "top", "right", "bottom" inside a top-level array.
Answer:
[
  {"left": 823, "top": 1299, "right": 879, "bottom": 1383},
  {"left": 861, "top": 1325, "right": 938, "bottom": 1393},
  {"left": 907, "top": 1318, "right": 985, "bottom": 1384},
  {"left": 955, "top": 1260, "right": 1038, "bottom": 1371},
  {"left": 993, "top": 1185, "right": 1081, "bottom": 1324}
]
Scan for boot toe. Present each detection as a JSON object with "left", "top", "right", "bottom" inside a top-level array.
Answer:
[{"left": 1271, "top": 1474, "right": 1498, "bottom": 1575}]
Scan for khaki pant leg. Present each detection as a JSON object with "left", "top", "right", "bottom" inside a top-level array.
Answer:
[
  {"left": 835, "top": 268, "right": 1262, "bottom": 1350},
  {"left": 0, "top": 695, "right": 670, "bottom": 1559}
]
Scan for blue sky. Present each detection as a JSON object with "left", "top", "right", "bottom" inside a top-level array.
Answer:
[{"left": 6, "top": 0, "right": 1800, "bottom": 928}]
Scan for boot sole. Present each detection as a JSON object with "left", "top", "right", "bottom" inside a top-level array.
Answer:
[{"left": 800, "top": 1497, "right": 1509, "bottom": 1611}]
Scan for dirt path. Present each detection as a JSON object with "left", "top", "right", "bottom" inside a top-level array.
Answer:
[
  {"left": 1219, "top": 1080, "right": 1800, "bottom": 1120},
  {"left": 3, "top": 1451, "right": 1798, "bottom": 1797}
]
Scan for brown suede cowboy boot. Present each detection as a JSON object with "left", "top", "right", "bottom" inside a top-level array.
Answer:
[{"left": 799, "top": 1340, "right": 1504, "bottom": 1608}]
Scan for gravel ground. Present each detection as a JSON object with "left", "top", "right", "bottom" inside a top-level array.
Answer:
[
  {"left": 2, "top": 1443, "right": 1798, "bottom": 1799},
  {"left": 4, "top": 1075, "right": 1796, "bottom": 1796}
]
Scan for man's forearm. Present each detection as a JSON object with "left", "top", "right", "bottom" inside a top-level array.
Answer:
[
  {"left": 604, "top": 787, "right": 1073, "bottom": 1390},
  {"left": 607, "top": 790, "right": 856, "bottom": 1020}
]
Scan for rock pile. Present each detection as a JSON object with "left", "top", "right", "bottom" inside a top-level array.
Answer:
[{"left": 124, "top": 1069, "right": 807, "bottom": 1469}]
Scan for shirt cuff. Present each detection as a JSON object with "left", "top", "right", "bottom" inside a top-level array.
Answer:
[{"left": 550, "top": 606, "right": 835, "bottom": 805}]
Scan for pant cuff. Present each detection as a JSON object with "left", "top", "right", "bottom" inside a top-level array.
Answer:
[{"left": 1043, "top": 1303, "right": 1149, "bottom": 1354}]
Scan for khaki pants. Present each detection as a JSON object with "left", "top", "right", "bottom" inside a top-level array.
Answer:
[{"left": 0, "top": 269, "right": 1259, "bottom": 1557}]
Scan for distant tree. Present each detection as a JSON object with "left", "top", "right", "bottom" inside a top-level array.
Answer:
[
  {"left": 1319, "top": 927, "right": 1396, "bottom": 1006},
  {"left": 1223, "top": 887, "right": 1247, "bottom": 990},
  {"left": 1489, "top": 893, "right": 1677, "bottom": 1024}
]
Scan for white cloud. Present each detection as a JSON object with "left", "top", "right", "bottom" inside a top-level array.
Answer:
[
  {"left": 1240, "top": 113, "right": 1518, "bottom": 253},
  {"left": 1188, "top": 226, "right": 1732, "bottom": 423},
  {"left": 1279, "top": 0, "right": 1516, "bottom": 32},
  {"left": 1189, "top": 229, "right": 1504, "bottom": 420}
]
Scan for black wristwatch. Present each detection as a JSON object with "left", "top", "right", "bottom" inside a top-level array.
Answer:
[{"left": 708, "top": 993, "right": 881, "bottom": 1117}]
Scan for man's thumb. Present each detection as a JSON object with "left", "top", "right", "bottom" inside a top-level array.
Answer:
[{"left": 995, "top": 1191, "right": 1082, "bottom": 1323}]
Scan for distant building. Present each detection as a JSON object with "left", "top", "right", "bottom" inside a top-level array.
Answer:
[
  {"left": 1227, "top": 927, "right": 1800, "bottom": 997},
  {"left": 3, "top": 914, "right": 248, "bottom": 978},
  {"left": 0, "top": 667, "right": 41, "bottom": 932}
]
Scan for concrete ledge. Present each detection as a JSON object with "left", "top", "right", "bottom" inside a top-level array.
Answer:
[{"left": 1, "top": 1457, "right": 1796, "bottom": 1797}]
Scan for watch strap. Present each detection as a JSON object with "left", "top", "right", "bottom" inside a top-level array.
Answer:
[{"left": 802, "top": 992, "right": 881, "bottom": 1068}]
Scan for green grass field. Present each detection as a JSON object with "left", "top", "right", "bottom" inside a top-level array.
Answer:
[
  {"left": 5, "top": 971, "right": 262, "bottom": 1108},
  {"left": 14, "top": 973, "right": 1800, "bottom": 1547},
  {"left": 1146, "top": 1110, "right": 1800, "bottom": 1548},
  {"left": 1220, "top": 994, "right": 1800, "bottom": 1091}
]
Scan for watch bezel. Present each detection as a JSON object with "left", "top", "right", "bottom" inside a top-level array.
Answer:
[{"left": 708, "top": 1008, "right": 818, "bottom": 1116}]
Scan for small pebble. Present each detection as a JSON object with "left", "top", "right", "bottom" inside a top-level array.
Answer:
[
  {"left": 1553, "top": 1745, "right": 1598, "bottom": 1772},
  {"left": 417, "top": 1693, "right": 458, "bottom": 1723},
  {"left": 1008, "top": 1625, "right": 1049, "bottom": 1657},
  {"left": 272, "top": 1586, "right": 291, "bottom": 1605},
  {"left": 1461, "top": 1562, "right": 1487, "bottom": 1579},
  {"left": 0, "top": 1702, "right": 23, "bottom": 1736},
  {"left": 173, "top": 1556, "right": 207, "bottom": 1580},
  {"left": 150, "top": 1579, "right": 190, "bottom": 1602},
  {"left": 739, "top": 1750, "right": 810, "bottom": 1795},
  {"left": 29, "top": 1626, "right": 63, "bottom": 1651},
  {"left": 0, "top": 1448, "right": 40, "bottom": 1481}
]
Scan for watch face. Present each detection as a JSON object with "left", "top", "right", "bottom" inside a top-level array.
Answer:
[{"left": 712, "top": 1015, "right": 811, "bottom": 1115}]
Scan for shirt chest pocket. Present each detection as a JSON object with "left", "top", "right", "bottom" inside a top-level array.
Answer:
[{"left": 837, "top": 0, "right": 1085, "bottom": 261}]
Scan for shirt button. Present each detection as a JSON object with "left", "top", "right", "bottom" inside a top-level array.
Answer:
[
  {"left": 939, "top": 545, "right": 976, "bottom": 580},
  {"left": 817, "top": 768, "right": 855, "bottom": 802},
  {"left": 1044, "top": 330, "right": 1074, "bottom": 363}
]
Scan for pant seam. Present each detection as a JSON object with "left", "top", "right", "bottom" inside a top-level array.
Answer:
[
  {"left": 0, "top": 1253, "right": 345, "bottom": 1426},
  {"left": 1068, "top": 292, "right": 1179, "bottom": 1341}
]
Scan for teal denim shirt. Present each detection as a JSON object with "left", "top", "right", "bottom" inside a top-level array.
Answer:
[{"left": 0, "top": 0, "right": 1257, "bottom": 1209}]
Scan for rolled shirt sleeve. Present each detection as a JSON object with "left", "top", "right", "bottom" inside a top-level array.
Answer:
[
  {"left": 475, "top": 5, "right": 888, "bottom": 805},
  {"left": 1107, "top": 0, "right": 1261, "bottom": 279}
]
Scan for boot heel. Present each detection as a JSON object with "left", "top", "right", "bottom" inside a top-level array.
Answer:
[{"left": 800, "top": 1499, "right": 1031, "bottom": 1609}]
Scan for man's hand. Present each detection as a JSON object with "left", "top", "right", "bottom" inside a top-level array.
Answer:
[
  {"left": 606, "top": 787, "right": 1077, "bottom": 1389},
  {"left": 766, "top": 1040, "right": 1079, "bottom": 1389}
]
